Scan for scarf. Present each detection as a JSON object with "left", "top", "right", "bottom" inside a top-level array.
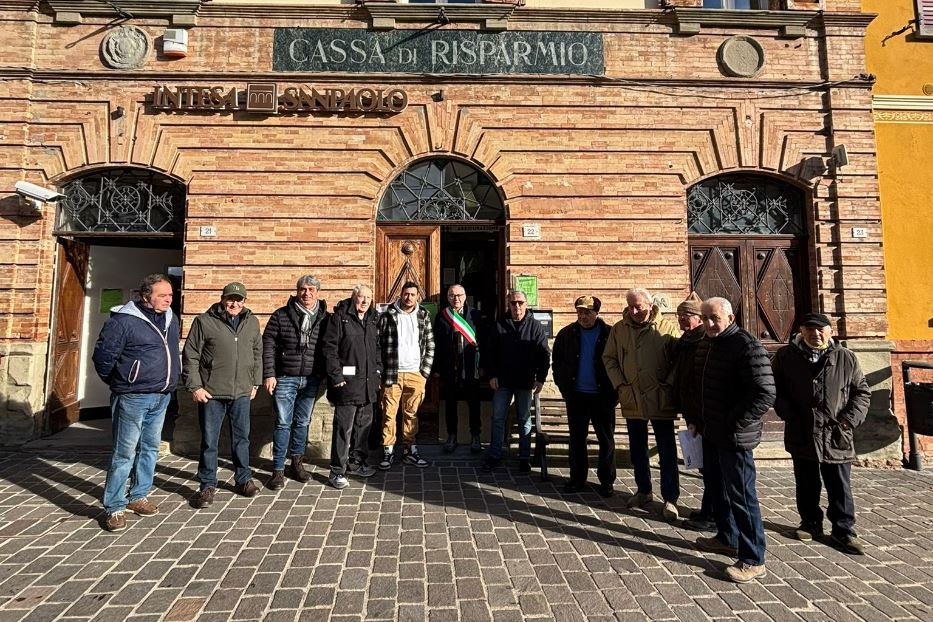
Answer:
[
  {"left": 794, "top": 334, "right": 829, "bottom": 364},
  {"left": 293, "top": 300, "right": 318, "bottom": 348}
]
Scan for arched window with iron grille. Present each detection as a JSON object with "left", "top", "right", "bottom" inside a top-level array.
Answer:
[{"left": 55, "top": 168, "right": 185, "bottom": 236}]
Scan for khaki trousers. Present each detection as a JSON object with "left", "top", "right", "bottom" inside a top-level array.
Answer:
[{"left": 381, "top": 372, "right": 427, "bottom": 448}]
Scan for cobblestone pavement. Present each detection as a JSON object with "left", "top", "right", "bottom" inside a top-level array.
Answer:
[{"left": 0, "top": 446, "right": 932, "bottom": 622}]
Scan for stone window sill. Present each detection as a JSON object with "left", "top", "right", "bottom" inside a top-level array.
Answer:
[{"left": 673, "top": 8, "right": 818, "bottom": 38}]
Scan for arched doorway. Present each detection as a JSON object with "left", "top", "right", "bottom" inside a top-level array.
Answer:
[
  {"left": 375, "top": 158, "right": 505, "bottom": 316},
  {"left": 375, "top": 158, "right": 505, "bottom": 432},
  {"left": 687, "top": 174, "right": 810, "bottom": 350},
  {"left": 48, "top": 168, "right": 186, "bottom": 432}
]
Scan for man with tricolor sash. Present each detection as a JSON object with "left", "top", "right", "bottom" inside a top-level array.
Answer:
[{"left": 433, "top": 284, "right": 484, "bottom": 454}]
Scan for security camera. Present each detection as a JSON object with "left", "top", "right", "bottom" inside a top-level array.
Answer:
[{"left": 15, "top": 180, "right": 65, "bottom": 203}]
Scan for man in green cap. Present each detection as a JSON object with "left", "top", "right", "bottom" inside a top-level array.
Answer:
[{"left": 183, "top": 282, "right": 263, "bottom": 508}]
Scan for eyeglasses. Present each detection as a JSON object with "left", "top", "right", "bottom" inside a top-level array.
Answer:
[
  {"left": 509, "top": 301, "right": 526, "bottom": 306},
  {"left": 450, "top": 294, "right": 466, "bottom": 298},
  {"left": 224, "top": 298, "right": 244, "bottom": 305}
]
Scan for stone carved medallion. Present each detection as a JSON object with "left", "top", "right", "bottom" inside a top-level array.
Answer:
[
  {"left": 101, "top": 26, "right": 150, "bottom": 70},
  {"left": 717, "top": 36, "right": 765, "bottom": 78}
]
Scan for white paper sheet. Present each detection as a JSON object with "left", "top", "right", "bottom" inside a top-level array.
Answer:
[{"left": 678, "top": 430, "right": 704, "bottom": 470}]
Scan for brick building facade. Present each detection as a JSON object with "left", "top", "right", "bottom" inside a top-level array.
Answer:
[{"left": 0, "top": 0, "right": 906, "bottom": 461}]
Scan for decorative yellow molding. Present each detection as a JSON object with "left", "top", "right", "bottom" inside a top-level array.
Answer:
[
  {"left": 873, "top": 111, "right": 933, "bottom": 124},
  {"left": 872, "top": 95, "right": 933, "bottom": 112}
]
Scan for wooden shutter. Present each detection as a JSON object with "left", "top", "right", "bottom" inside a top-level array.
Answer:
[{"left": 919, "top": 0, "right": 933, "bottom": 37}]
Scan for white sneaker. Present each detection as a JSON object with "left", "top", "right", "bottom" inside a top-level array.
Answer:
[
  {"left": 662, "top": 501, "right": 679, "bottom": 522},
  {"left": 328, "top": 472, "right": 348, "bottom": 490},
  {"left": 403, "top": 447, "right": 430, "bottom": 468}
]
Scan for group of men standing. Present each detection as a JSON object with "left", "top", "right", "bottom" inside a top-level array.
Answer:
[
  {"left": 551, "top": 289, "right": 871, "bottom": 583},
  {"left": 92, "top": 272, "right": 872, "bottom": 585},
  {"left": 91, "top": 275, "right": 496, "bottom": 529}
]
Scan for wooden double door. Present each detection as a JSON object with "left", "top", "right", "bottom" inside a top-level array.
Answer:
[
  {"left": 689, "top": 236, "right": 810, "bottom": 440},
  {"left": 689, "top": 236, "right": 809, "bottom": 350}
]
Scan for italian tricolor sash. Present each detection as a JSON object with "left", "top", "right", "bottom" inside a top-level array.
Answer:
[{"left": 443, "top": 307, "right": 477, "bottom": 346}]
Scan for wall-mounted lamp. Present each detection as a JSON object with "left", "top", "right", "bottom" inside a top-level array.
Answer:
[{"left": 829, "top": 144, "right": 848, "bottom": 169}]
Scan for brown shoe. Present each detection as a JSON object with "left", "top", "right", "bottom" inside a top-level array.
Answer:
[
  {"left": 267, "top": 470, "right": 286, "bottom": 490},
  {"left": 235, "top": 479, "right": 259, "bottom": 497},
  {"left": 287, "top": 455, "right": 310, "bottom": 483},
  {"left": 696, "top": 535, "right": 738, "bottom": 557},
  {"left": 724, "top": 561, "right": 767, "bottom": 583},
  {"left": 103, "top": 512, "right": 126, "bottom": 532},
  {"left": 190, "top": 487, "right": 215, "bottom": 509},
  {"left": 126, "top": 498, "right": 158, "bottom": 516}
]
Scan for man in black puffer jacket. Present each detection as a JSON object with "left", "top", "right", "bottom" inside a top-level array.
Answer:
[
  {"left": 322, "top": 285, "right": 382, "bottom": 489},
  {"left": 262, "top": 275, "right": 329, "bottom": 490},
  {"left": 481, "top": 289, "right": 550, "bottom": 472},
  {"left": 693, "top": 297, "right": 775, "bottom": 584},
  {"left": 772, "top": 312, "right": 870, "bottom": 555}
]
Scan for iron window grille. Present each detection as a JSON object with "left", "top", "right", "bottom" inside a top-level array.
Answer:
[
  {"left": 687, "top": 175, "right": 805, "bottom": 235},
  {"left": 378, "top": 158, "right": 504, "bottom": 222},
  {"left": 56, "top": 169, "right": 185, "bottom": 235}
]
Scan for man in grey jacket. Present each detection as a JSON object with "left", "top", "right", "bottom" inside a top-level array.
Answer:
[
  {"left": 182, "top": 282, "right": 263, "bottom": 508},
  {"left": 772, "top": 312, "right": 871, "bottom": 555}
]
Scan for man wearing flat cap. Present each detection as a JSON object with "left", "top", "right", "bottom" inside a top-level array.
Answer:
[
  {"left": 552, "top": 296, "right": 618, "bottom": 496},
  {"left": 772, "top": 312, "right": 871, "bottom": 555},
  {"left": 672, "top": 292, "right": 714, "bottom": 531},
  {"left": 183, "top": 282, "right": 263, "bottom": 508}
]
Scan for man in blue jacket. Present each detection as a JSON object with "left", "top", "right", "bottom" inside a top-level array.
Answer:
[
  {"left": 482, "top": 289, "right": 550, "bottom": 472},
  {"left": 92, "top": 274, "right": 180, "bottom": 532},
  {"left": 552, "top": 295, "right": 617, "bottom": 496}
]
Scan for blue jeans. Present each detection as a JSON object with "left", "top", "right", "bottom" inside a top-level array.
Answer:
[
  {"left": 626, "top": 418, "right": 680, "bottom": 503},
  {"left": 102, "top": 392, "right": 169, "bottom": 514},
  {"left": 272, "top": 376, "right": 321, "bottom": 470},
  {"left": 704, "top": 438, "right": 767, "bottom": 566},
  {"left": 197, "top": 396, "right": 253, "bottom": 490},
  {"left": 488, "top": 388, "right": 532, "bottom": 460}
]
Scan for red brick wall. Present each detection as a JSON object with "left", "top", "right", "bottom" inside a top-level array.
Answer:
[{"left": 892, "top": 341, "right": 933, "bottom": 457}]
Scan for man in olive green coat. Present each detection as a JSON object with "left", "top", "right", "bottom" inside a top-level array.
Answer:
[
  {"left": 182, "top": 282, "right": 263, "bottom": 508},
  {"left": 603, "top": 288, "right": 680, "bottom": 520}
]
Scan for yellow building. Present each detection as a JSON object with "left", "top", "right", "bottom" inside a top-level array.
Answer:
[{"left": 865, "top": 0, "right": 933, "bottom": 457}]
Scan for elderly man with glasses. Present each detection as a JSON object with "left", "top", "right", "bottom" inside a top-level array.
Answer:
[
  {"left": 481, "top": 289, "right": 550, "bottom": 472},
  {"left": 182, "top": 282, "right": 263, "bottom": 508}
]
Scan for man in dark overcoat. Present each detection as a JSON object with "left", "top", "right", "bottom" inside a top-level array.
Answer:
[{"left": 772, "top": 312, "right": 871, "bottom": 555}]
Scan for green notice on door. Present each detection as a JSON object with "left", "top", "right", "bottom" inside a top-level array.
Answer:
[{"left": 513, "top": 275, "right": 538, "bottom": 307}]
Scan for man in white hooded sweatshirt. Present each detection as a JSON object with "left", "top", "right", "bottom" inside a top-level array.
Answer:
[{"left": 377, "top": 281, "right": 436, "bottom": 470}]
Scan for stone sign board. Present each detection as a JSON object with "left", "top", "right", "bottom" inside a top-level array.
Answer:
[{"left": 273, "top": 28, "right": 604, "bottom": 76}]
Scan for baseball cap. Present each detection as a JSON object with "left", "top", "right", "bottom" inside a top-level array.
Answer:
[
  {"left": 800, "top": 312, "right": 830, "bottom": 328},
  {"left": 222, "top": 282, "right": 247, "bottom": 299},
  {"left": 574, "top": 295, "right": 601, "bottom": 313}
]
